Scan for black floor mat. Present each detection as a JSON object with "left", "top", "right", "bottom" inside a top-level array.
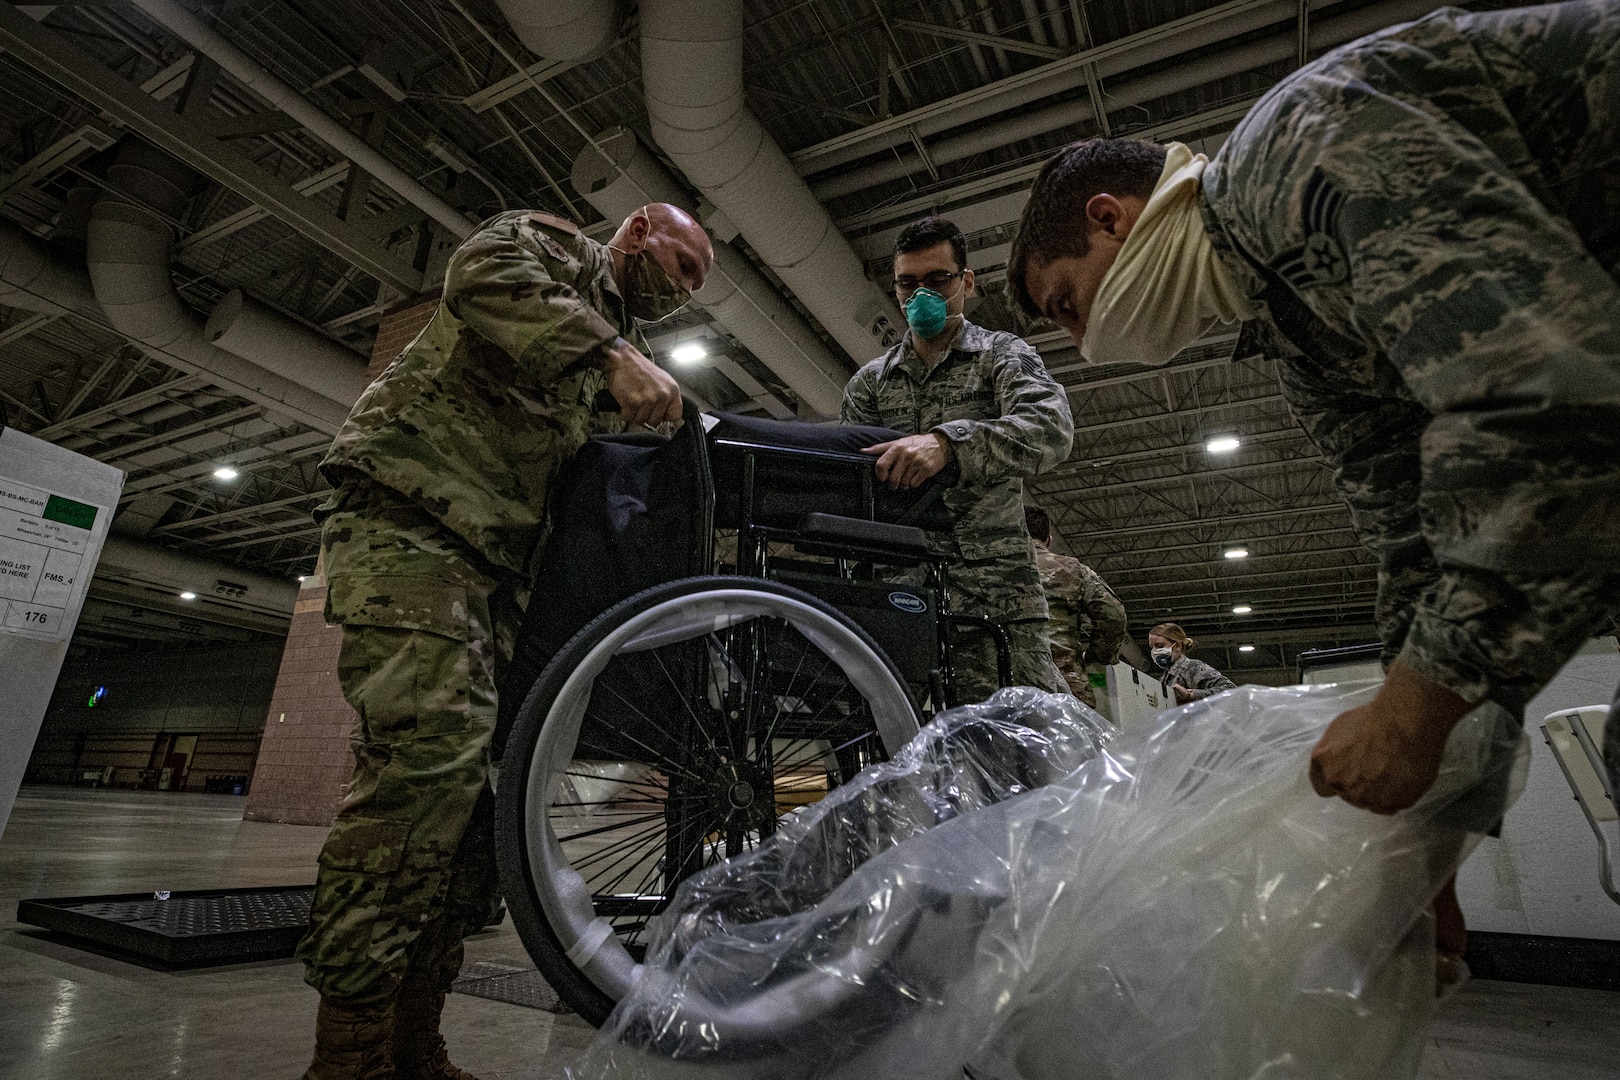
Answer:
[
  {"left": 452, "top": 960, "right": 573, "bottom": 1013},
  {"left": 16, "top": 885, "right": 314, "bottom": 966}
]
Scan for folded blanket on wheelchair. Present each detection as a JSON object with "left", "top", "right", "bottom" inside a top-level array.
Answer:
[{"left": 568, "top": 684, "right": 1528, "bottom": 1080}]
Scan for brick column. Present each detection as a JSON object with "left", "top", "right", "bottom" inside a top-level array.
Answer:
[
  {"left": 244, "top": 293, "right": 443, "bottom": 826},
  {"left": 243, "top": 566, "right": 354, "bottom": 825}
]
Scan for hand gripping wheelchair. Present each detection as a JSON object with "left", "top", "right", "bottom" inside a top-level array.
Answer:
[{"left": 493, "top": 403, "right": 1017, "bottom": 1024}]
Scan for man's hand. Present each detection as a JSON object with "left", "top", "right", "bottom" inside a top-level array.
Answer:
[
  {"left": 601, "top": 337, "right": 681, "bottom": 428},
  {"left": 1171, "top": 683, "right": 1196, "bottom": 704},
  {"left": 862, "top": 432, "right": 953, "bottom": 490},
  {"left": 1309, "top": 659, "right": 1477, "bottom": 814}
]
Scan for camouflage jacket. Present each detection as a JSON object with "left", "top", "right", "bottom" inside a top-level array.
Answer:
[
  {"left": 1201, "top": 2, "right": 1620, "bottom": 708},
  {"left": 1035, "top": 545, "right": 1127, "bottom": 663},
  {"left": 1159, "top": 656, "right": 1236, "bottom": 702},
  {"left": 841, "top": 320, "right": 1074, "bottom": 619},
  {"left": 321, "top": 210, "right": 633, "bottom": 578}
]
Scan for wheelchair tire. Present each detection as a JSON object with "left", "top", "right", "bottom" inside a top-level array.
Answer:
[{"left": 495, "top": 575, "right": 923, "bottom": 1025}]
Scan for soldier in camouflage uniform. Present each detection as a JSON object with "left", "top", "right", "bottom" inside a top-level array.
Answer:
[
  {"left": 296, "top": 203, "right": 711, "bottom": 1080},
  {"left": 1023, "top": 504, "right": 1127, "bottom": 709},
  {"left": 1010, "top": 1, "right": 1620, "bottom": 976},
  {"left": 1146, "top": 622, "right": 1237, "bottom": 705},
  {"left": 842, "top": 217, "right": 1074, "bottom": 704}
]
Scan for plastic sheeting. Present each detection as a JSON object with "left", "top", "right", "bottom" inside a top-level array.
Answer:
[{"left": 570, "top": 683, "right": 1529, "bottom": 1080}]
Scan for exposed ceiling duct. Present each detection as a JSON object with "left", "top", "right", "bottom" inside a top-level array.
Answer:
[
  {"left": 570, "top": 126, "right": 850, "bottom": 415},
  {"left": 124, "top": 0, "right": 474, "bottom": 240},
  {"left": 204, "top": 290, "right": 370, "bottom": 407},
  {"left": 0, "top": 218, "right": 100, "bottom": 318},
  {"left": 84, "top": 140, "right": 367, "bottom": 432},
  {"left": 639, "top": 0, "right": 902, "bottom": 368},
  {"left": 810, "top": 0, "right": 1443, "bottom": 202},
  {"left": 492, "top": 0, "right": 623, "bottom": 63},
  {"left": 0, "top": 212, "right": 355, "bottom": 434}
]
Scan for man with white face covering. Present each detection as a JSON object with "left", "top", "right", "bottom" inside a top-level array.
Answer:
[
  {"left": 1010, "top": 1, "right": 1620, "bottom": 986},
  {"left": 844, "top": 216, "right": 1074, "bottom": 704}
]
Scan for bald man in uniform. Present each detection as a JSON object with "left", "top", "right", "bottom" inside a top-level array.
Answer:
[{"left": 297, "top": 203, "right": 712, "bottom": 1080}]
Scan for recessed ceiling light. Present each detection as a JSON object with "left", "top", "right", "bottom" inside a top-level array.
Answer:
[
  {"left": 212, "top": 465, "right": 239, "bottom": 480},
  {"left": 670, "top": 342, "right": 707, "bottom": 365},
  {"left": 1238, "top": 644, "right": 1256, "bottom": 653},
  {"left": 1231, "top": 604, "right": 1252, "bottom": 614},
  {"left": 178, "top": 591, "right": 197, "bottom": 600},
  {"left": 1205, "top": 435, "right": 1241, "bottom": 454},
  {"left": 1223, "top": 547, "right": 1249, "bottom": 559}
]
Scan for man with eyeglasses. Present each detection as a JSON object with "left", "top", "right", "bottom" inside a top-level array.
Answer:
[{"left": 843, "top": 216, "right": 1074, "bottom": 704}]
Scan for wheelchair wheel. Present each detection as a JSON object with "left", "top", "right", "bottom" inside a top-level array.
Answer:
[{"left": 495, "top": 575, "right": 923, "bottom": 1025}]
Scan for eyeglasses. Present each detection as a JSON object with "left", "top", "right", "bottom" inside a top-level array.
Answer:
[{"left": 892, "top": 270, "right": 964, "bottom": 297}]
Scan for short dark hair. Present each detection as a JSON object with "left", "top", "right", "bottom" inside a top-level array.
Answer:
[
  {"left": 895, "top": 216, "right": 967, "bottom": 271},
  {"left": 1023, "top": 504, "right": 1051, "bottom": 543},
  {"left": 1009, "top": 138, "right": 1167, "bottom": 319}
]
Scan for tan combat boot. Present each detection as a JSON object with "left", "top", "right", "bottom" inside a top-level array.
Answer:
[
  {"left": 394, "top": 923, "right": 480, "bottom": 1080},
  {"left": 301, "top": 996, "right": 396, "bottom": 1080}
]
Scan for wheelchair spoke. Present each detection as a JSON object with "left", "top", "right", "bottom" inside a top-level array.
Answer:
[
  {"left": 582, "top": 682, "right": 708, "bottom": 783},
  {"left": 552, "top": 811, "right": 665, "bottom": 845},
  {"left": 649, "top": 645, "right": 724, "bottom": 757},
  {"left": 565, "top": 819, "right": 671, "bottom": 873}
]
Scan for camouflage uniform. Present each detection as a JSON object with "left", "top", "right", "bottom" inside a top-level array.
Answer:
[
  {"left": 842, "top": 319, "right": 1074, "bottom": 703},
  {"left": 1157, "top": 655, "right": 1236, "bottom": 704},
  {"left": 299, "top": 209, "right": 634, "bottom": 1004},
  {"left": 1034, "top": 544, "right": 1127, "bottom": 707},
  {"left": 1199, "top": 2, "right": 1620, "bottom": 727}
]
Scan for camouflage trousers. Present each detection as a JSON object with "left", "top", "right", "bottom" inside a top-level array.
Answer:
[
  {"left": 297, "top": 483, "right": 520, "bottom": 1005},
  {"left": 1050, "top": 649, "right": 1109, "bottom": 710},
  {"left": 949, "top": 618, "right": 1069, "bottom": 706},
  {"left": 893, "top": 543, "right": 1064, "bottom": 705}
]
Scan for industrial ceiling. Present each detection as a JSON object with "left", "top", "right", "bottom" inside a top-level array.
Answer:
[{"left": 0, "top": 0, "right": 1510, "bottom": 674}]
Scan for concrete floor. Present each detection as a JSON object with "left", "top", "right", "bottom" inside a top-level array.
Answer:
[{"left": 1, "top": 786, "right": 1616, "bottom": 1080}]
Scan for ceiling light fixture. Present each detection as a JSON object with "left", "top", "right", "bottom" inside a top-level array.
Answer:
[
  {"left": 1238, "top": 644, "right": 1256, "bottom": 653},
  {"left": 1231, "top": 604, "right": 1252, "bottom": 614},
  {"left": 212, "top": 465, "right": 239, "bottom": 480},
  {"left": 670, "top": 342, "right": 707, "bottom": 365},
  {"left": 1205, "top": 435, "right": 1241, "bottom": 454},
  {"left": 178, "top": 591, "right": 197, "bottom": 600},
  {"left": 1223, "top": 547, "right": 1249, "bottom": 560}
]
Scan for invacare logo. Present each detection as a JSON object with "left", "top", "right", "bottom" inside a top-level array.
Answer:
[{"left": 887, "top": 591, "right": 927, "bottom": 614}]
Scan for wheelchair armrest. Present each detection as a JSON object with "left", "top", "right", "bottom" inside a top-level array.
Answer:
[{"left": 796, "top": 513, "right": 932, "bottom": 561}]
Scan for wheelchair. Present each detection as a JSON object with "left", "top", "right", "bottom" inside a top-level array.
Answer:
[{"left": 493, "top": 402, "right": 1015, "bottom": 1024}]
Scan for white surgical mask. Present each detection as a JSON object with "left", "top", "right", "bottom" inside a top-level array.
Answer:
[{"left": 1151, "top": 646, "right": 1175, "bottom": 669}]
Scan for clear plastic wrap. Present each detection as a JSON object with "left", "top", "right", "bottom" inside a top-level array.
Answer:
[{"left": 569, "top": 683, "right": 1529, "bottom": 1080}]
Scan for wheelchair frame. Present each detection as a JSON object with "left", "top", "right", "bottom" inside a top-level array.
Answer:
[{"left": 713, "top": 429, "right": 1014, "bottom": 711}]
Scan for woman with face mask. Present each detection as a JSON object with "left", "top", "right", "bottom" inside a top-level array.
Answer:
[{"left": 1147, "top": 622, "right": 1236, "bottom": 705}]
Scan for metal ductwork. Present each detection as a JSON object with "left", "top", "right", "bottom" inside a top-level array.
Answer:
[
  {"left": 811, "top": 0, "right": 1443, "bottom": 201},
  {"left": 92, "top": 534, "right": 297, "bottom": 635},
  {"left": 570, "top": 127, "right": 850, "bottom": 415},
  {"left": 492, "top": 0, "right": 623, "bottom": 63},
  {"left": 204, "top": 290, "right": 368, "bottom": 407},
  {"left": 83, "top": 140, "right": 367, "bottom": 432},
  {"left": 125, "top": 0, "right": 474, "bottom": 239},
  {"left": 0, "top": 218, "right": 100, "bottom": 318},
  {"left": 639, "top": 0, "right": 901, "bottom": 368}
]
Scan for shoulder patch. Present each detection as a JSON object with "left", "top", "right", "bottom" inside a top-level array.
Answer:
[
  {"left": 526, "top": 212, "right": 581, "bottom": 261},
  {"left": 527, "top": 211, "right": 579, "bottom": 235}
]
